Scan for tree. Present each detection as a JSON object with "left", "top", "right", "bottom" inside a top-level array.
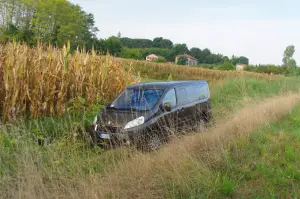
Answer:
[
  {"left": 177, "top": 56, "right": 187, "bottom": 65},
  {"left": 153, "top": 37, "right": 173, "bottom": 49},
  {"left": 288, "top": 58, "right": 297, "bottom": 68},
  {"left": 120, "top": 37, "right": 153, "bottom": 48},
  {"left": 0, "top": 0, "right": 99, "bottom": 49},
  {"left": 283, "top": 45, "right": 296, "bottom": 67},
  {"left": 199, "top": 48, "right": 211, "bottom": 64},
  {"left": 105, "top": 36, "right": 122, "bottom": 56},
  {"left": 223, "top": 56, "right": 230, "bottom": 63},
  {"left": 239, "top": 56, "right": 249, "bottom": 65},
  {"left": 216, "top": 63, "right": 235, "bottom": 70},
  {"left": 121, "top": 48, "right": 142, "bottom": 59},
  {"left": 190, "top": 47, "right": 202, "bottom": 61},
  {"left": 231, "top": 55, "right": 239, "bottom": 65},
  {"left": 173, "top": 44, "right": 189, "bottom": 55}
]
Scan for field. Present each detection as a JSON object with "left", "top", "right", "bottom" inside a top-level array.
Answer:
[
  {"left": 1, "top": 43, "right": 300, "bottom": 199},
  {"left": 116, "top": 58, "right": 280, "bottom": 83}
]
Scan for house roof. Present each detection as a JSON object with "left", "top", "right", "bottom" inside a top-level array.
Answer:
[
  {"left": 146, "top": 54, "right": 165, "bottom": 59},
  {"left": 147, "top": 54, "right": 158, "bottom": 57},
  {"left": 176, "top": 53, "right": 197, "bottom": 60}
]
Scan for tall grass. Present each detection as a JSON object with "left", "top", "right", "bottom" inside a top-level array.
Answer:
[
  {"left": 0, "top": 42, "right": 139, "bottom": 122},
  {"left": 1, "top": 76, "right": 299, "bottom": 199}
]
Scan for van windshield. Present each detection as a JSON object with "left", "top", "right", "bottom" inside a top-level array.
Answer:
[{"left": 109, "top": 88, "right": 164, "bottom": 111}]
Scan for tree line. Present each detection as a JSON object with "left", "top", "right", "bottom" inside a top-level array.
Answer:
[
  {"left": 0, "top": 0, "right": 249, "bottom": 66},
  {"left": 119, "top": 36, "right": 249, "bottom": 65},
  {"left": 1, "top": 0, "right": 298, "bottom": 76},
  {"left": 244, "top": 45, "right": 300, "bottom": 76}
]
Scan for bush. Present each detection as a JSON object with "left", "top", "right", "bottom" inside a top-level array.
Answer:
[
  {"left": 155, "top": 57, "right": 166, "bottom": 63},
  {"left": 177, "top": 57, "right": 187, "bottom": 65},
  {"left": 216, "top": 63, "right": 235, "bottom": 70},
  {"left": 121, "top": 48, "right": 142, "bottom": 59}
]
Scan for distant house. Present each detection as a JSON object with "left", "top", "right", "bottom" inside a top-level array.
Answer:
[
  {"left": 175, "top": 53, "right": 198, "bottom": 66},
  {"left": 236, "top": 64, "right": 247, "bottom": 71},
  {"left": 146, "top": 54, "right": 165, "bottom": 62}
]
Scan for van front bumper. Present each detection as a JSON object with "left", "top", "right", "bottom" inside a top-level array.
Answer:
[{"left": 88, "top": 124, "right": 147, "bottom": 146}]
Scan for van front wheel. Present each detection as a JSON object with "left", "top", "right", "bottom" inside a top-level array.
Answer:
[{"left": 142, "top": 134, "right": 162, "bottom": 152}]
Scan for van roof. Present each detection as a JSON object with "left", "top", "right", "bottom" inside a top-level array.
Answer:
[{"left": 128, "top": 80, "right": 208, "bottom": 90}]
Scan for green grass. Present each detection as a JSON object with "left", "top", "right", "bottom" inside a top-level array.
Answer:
[
  {"left": 168, "top": 104, "right": 300, "bottom": 199},
  {"left": 211, "top": 77, "right": 300, "bottom": 118},
  {"left": 220, "top": 104, "right": 300, "bottom": 198}
]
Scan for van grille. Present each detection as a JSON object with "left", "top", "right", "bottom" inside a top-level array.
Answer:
[{"left": 102, "top": 126, "right": 121, "bottom": 133}]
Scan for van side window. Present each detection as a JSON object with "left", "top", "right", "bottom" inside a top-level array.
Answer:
[
  {"left": 177, "top": 87, "right": 189, "bottom": 106},
  {"left": 162, "top": 88, "right": 177, "bottom": 108},
  {"left": 186, "top": 84, "right": 199, "bottom": 102},
  {"left": 180, "top": 83, "right": 209, "bottom": 104}
]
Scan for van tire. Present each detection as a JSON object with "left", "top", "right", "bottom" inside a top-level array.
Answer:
[{"left": 141, "top": 133, "right": 162, "bottom": 152}]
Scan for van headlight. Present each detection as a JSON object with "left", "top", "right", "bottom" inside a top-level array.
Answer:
[
  {"left": 93, "top": 115, "right": 98, "bottom": 125},
  {"left": 124, "top": 116, "right": 145, "bottom": 129}
]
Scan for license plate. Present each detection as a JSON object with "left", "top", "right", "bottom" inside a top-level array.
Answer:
[{"left": 99, "top": 132, "right": 111, "bottom": 139}]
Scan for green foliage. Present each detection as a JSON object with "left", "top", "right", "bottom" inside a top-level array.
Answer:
[
  {"left": 121, "top": 48, "right": 143, "bottom": 59},
  {"left": 120, "top": 37, "right": 153, "bottom": 48},
  {"left": 283, "top": 45, "right": 295, "bottom": 66},
  {"left": 153, "top": 37, "right": 173, "bottom": 49},
  {"left": 239, "top": 56, "right": 249, "bottom": 65},
  {"left": 216, "top": 62, "right": 235, "bottom": 70},
  {"left": 220, "top": 177, "right": 235, "bottom": 197},
  {"left": 155, "top": 57, "right": 166, "bottom": 63},
  {"left": 287, "top": 58, "right": 297, "bottom": 68},
  {"left": 120, "top": 37, "right": 173, "bottom": 49},
  {"left": 121, "top": 48, "right": 169, "bottom": 60},
  {"left": 174, "top": 43, "right": 189, "bottom": 55},
  {"left": 231, "top": 55, "right": 239, "bottom": 65},
  {"left": 177, "top": 56, "right": 187, "bottom": 65},
  {"left": 0, "top": 0, "right": 98, "bottom": 51},
  {"left": 244, "top": 64, "right": 300, "bottom": 76},
  {"left": 104, "top": 36, "right": 122, "bottom": 56}
]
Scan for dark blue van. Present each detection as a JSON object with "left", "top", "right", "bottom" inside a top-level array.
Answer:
[{"left": 89, "top": 81, "right": 211, "bottom": 151}]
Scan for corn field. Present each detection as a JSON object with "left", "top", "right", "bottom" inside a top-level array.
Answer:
[
  {"left": 0, "top": 42, "right": 281, "bottom": 122},
  {"left": 117, "top": 58, "right": 280, "bottom": 83},
  {"left": 0, "top": 42, "right": 140, "bottom": 122}
]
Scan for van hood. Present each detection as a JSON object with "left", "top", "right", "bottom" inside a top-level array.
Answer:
[{"left": 98, "top": 109, "right": 151, "bottom": 128}]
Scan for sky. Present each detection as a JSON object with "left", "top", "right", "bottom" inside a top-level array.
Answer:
[{"left": 70, "top": 0, "right": 300, "bottom": 65}]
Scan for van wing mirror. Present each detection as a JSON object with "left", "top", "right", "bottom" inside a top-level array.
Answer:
[{"left": 163, "top": 102, "right": 172, "bottom": 112}]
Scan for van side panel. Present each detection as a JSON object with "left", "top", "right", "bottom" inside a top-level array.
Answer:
[{"left": 175, "top": 83, "right": 211, "bottom": 131}]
